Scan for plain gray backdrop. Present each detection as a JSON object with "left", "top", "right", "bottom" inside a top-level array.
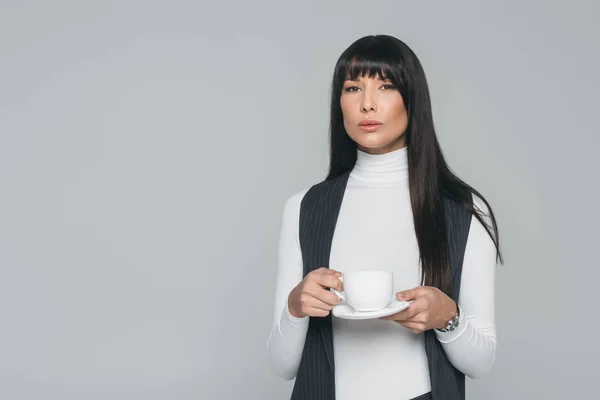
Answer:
[{"left": 1, "top": 1, "right": 598, "bottom": 399}]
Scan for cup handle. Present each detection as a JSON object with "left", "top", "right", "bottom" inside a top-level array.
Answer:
[{"left": 330, "top": 275, "right": 345, "bottom": 301}]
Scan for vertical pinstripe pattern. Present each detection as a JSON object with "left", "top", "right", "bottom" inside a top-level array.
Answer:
[
  {"left": 290, "top": 171, "right": 472, "bottom": 400},
  {"left": 291, "top": 172, "right": 351, "bottom": 400},
  {"left": 422, "top": 198, "right": 472, "bottom": 400}
]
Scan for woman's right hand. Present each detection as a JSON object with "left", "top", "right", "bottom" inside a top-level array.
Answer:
[{"left": 288, "top": 267, "right": 343, "bottom": 318}]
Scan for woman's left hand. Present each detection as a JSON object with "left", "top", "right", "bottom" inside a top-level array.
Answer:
[{"left": 379, "top": 286, "right": 457, "bottom": 333}]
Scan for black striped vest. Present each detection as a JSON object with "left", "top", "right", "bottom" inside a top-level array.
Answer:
[{"left": 290, "top": 171, "right": 472, "bottom": 400}]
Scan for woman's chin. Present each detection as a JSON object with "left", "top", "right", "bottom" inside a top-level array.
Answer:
[{"left": 353, "top": 136, "right": 405, "bottom": 154}]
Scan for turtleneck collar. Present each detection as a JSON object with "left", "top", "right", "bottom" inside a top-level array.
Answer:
[{"left": 349, "top": 145, "right": 409, "bottom": 186}]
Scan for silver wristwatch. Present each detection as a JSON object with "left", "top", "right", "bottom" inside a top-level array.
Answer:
[{"left": 437, "top": 302, "right": 460, "bottom": 332}]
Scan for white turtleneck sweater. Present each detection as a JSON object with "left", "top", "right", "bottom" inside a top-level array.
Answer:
[{"left": 267, "top": 146, "right": 497, "bottom": 400}]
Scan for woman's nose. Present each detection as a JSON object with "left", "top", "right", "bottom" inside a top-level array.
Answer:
[{"left": 360, "top": 92, "right": 377, "bottom": 113}]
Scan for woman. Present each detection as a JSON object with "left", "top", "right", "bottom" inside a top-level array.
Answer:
[{"left": 267, "top": 34, "right": 502, "bottom": 400}]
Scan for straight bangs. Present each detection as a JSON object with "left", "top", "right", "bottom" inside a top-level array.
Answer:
[{"left": 344, "top": 56, "right": 393, "bottom": 82}]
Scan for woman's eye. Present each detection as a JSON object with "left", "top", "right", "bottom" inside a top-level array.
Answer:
[
  {"left": 382, "top": 84, "right": 396, "bottom": 90},
  {"left": 344, "top": 86, "right": 360, "bottom": 92}
]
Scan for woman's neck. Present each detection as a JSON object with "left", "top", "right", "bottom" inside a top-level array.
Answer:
[{"left": 349, "top": 145, "right": 409, "bottom": 186}]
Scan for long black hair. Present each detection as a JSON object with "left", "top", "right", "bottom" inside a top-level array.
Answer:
[{"left": 326, "top": 35, "right": 503, "bottom": 296}]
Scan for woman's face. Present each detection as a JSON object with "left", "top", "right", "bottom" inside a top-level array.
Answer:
[{"left": 340, "top": 74, "right": 408, "bottom": 154}]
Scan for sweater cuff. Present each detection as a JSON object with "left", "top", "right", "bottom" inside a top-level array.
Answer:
[
  {"left": 284, "top": 301, "right": 308, "bottom": 324},
  {"left": 434, "top": 304, "right": 468, "bottom": 343}
]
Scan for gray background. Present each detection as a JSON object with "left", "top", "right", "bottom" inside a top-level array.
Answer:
[{"left": 1, "top": 1, "right": 598, "bottom": 399}]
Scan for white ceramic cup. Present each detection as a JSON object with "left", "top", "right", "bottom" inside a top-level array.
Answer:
[{"left": 331, "top": 271, "right": 394, "bottom": 312}]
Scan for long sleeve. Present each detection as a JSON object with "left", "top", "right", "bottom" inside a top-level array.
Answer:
[
  {"left": 434, "top": 194, "right": 498, "bottom": 378},
  {"left": 266, "top": 189, "right": 310, "bottom": 380}
]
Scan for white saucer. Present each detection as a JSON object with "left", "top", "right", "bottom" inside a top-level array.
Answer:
[{"left": 332, "top": 298, "right": 412, "bottom": 320}]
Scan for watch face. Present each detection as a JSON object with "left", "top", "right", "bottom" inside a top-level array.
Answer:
[
  {"left": 442, "top": 315, "right": 459, "bottom": 332},
  {"left": 437, "top": 311, "right": 459, "bottom": 332},
  {"left": 449, "top": 316, "right": 459, "bottom": 330}
]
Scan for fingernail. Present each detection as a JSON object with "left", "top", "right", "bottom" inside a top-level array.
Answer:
[{"left": 397, "top": 292, "right": 405, "bottom": 299}]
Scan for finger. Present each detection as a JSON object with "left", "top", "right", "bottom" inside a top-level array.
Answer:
[
  {"left": 379, "top": 303, "right": 422, "bottom": 321},
  {"left": 380, "top": 310, "right": 411, "bottom": 321},
  {"left": 315, "top": 274, "right": 344, "bottom": 292},
  {"left": 396, "top": 286, "right": 431, "bottom": 301},
  {"left": 379, "top": 310, "right": 404, "bottom": 321},
  {"left": 309, "top": 286, "right": 343, "bottom": 306},
  {"left": 310, "top": 269, "right": 342, "bottom": 282},
  {"left": 395, "top": 320, "right": 426, "bottom": 333},
  {"left": 315, "top": 267, "right": 342, "bottom": 276},
  {"left": 300, "top": 292, "right": 336, "bottom": 311},
  {"left": 384, "top": 311, "right": 428, "bottom": 323},
  {"left": 407, "top": 297, "right": 430, "bottom": 316}
]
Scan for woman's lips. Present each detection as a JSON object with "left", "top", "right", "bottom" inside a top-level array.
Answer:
[{"left": 358, "top": 120, "right": 383, "bottom": 132}]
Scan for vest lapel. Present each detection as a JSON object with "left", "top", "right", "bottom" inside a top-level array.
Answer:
[{"left": 298, "top": 172, "right": 351, "bottom": 373}]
